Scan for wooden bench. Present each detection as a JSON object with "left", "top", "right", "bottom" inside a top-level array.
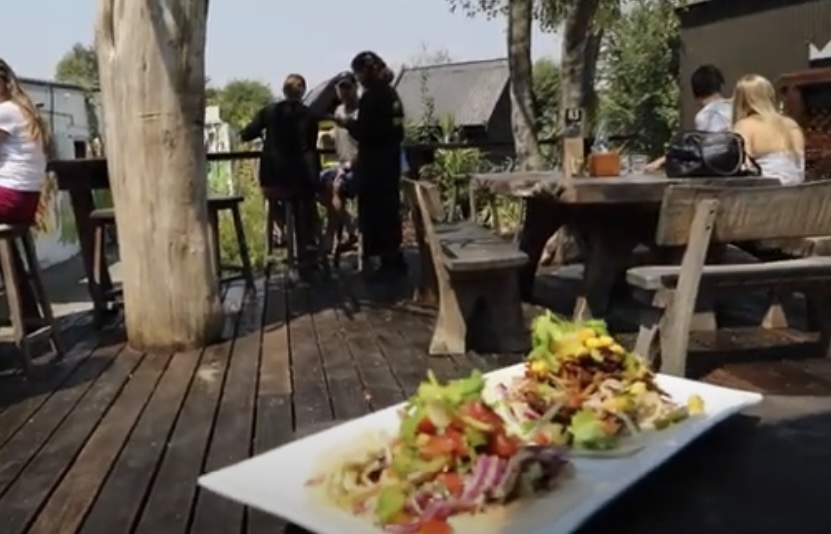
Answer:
[
  {"left": 402, "top": 178, "right": 529, "bottom": 356},
  {"left": 628, "top": 181, "right": 831, "bottom": 376}
]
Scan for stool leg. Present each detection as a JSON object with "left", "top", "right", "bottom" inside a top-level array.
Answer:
[
  {"left": 20, "top": 232, "right": 65, "bottom": 357},
  {"left": 0, "top": 239, "right": 31, "bottom": 374},
  {"left": 230, "top": 205, "right": 255, "bottom": 292},
  {"left": 93, "top": 222, "right": 107, "bottom": 297},
  {"left": 208, "top": 208, "right": 221, "bottom": 281}
]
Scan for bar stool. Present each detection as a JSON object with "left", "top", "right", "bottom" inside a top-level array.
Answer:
[
  {"left": 90, "top": 208, "right": 122, "bottom": 311},
  {"left": 0, "top": 225, "right": 64, "bottom": 373},
  {"left": 207, "top": 195, "right": 255, "bottom": 291}
]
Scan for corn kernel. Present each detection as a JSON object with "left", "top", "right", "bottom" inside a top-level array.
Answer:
[
  {"left": 629, "top": 381, "right": 647, "bottom": 395},
  {"left": 687, "top": 394, "right": 705, "bottom": 415},
  {"left": 610, "top": 343, "right": 625, "bottom": 354},
  {"left": 597, "top": 335, "right": 614, "bottom": 348},
  {"left": 577, "top": 328, "right": 596, "bottom": 341},
  {"left": 584, "top": 337, "right": 601, "bottom": 349},
  {"left": 530, "top": 360, "right": 548, "bottom": 374}
]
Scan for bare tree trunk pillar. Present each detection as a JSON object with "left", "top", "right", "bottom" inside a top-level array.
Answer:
[
  {"left": 507, "top": 0, "right": 545, "bottom": 171},
  {"left": 95, "top": 0, "right": 223, "bottom": 351}
]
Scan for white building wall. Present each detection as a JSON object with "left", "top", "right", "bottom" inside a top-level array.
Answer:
[{"left": 20, "top": 79, "right": 91, "bottom": 268}]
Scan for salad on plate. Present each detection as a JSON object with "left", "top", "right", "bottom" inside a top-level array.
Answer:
[
  {"left": 491, "top": 313, "right": 704, "bottom": 456},
  {"left": 307, "top": 370, "right": 573, "bottom": 533}
]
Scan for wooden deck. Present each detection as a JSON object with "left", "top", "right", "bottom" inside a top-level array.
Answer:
[{"left": 2, "top": 266, "right": 831, "bottom": 534}]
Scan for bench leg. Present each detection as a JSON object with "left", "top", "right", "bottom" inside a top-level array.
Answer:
[
  {"left": 634, "top": 307, "right": 662, "bottom": 368},
  {"left": 430, "top": 278, "right": 475, "bottom": 356},
  {"left": 761, "top": 291, "right": 789, "bottom": 329},
  {"left": 690, "top": 293, "right": 717, "bottom": 332},
  {"left": 807, "top": 295, "right": 831, "bottom": 358}
]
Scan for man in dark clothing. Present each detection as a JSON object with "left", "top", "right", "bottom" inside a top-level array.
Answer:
[
  {"left": 337, "top": 51, "right": 406, "bottom": 280},
  {"left": 240, "top": 74, "right": 320, "bottom": 268}
]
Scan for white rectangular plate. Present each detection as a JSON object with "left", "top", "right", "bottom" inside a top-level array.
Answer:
[{"left": 199, "top": 364, "right": 762, "bottom": 534}]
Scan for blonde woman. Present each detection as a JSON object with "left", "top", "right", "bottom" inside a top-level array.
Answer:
[
  {"left": 732, "top": 74, "right": 805, "bottom": 185},
  {"left": 0, "top": 58, "right": 50, "bottom": 224}
]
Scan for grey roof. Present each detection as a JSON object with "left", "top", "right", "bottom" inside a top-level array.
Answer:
[{"left": 394, "top": 58, "right": 509, "bottom": 126}]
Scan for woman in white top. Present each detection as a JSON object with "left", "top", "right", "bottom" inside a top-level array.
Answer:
[
  {"left": 0, "top": 58, "right": 49, "bottom": 224},
  {"left": 731, "top": 74, "right": 805, "bottom": 185}
]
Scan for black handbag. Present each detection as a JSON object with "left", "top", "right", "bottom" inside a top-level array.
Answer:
[{"left": 665, "top": 131, "right": 761, "bottom": 178}]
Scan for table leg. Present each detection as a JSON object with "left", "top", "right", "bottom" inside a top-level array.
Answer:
[
  {"left": 517, "top": 198, "right": 563, "bottom": 301},
  {"left": 69, "top": 188, "right": 111, "bottom": 325},
  {"left": 573, "top": 232, "right": 638, "bottom": 320}
]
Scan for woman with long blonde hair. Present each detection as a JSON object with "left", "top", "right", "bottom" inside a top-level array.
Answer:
[
  {"left": 732, "top": 74, "right": 805, "bottom": 185},
  {"left": 0, "top": 58, "right": 50, "bottom": 224}
]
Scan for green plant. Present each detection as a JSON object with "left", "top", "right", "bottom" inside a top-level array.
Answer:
[
  {"left": 597, "top": 0, "right": 681, "bottom": 156},
  {"left": 208, "top": 157, "right": 268, "bottom": 274}
]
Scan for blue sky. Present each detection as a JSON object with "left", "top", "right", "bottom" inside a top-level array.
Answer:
[{"left": 2, "top": 0, "right": 561, "bottom": 90}]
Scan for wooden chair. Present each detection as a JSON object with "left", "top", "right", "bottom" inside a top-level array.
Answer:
[
  {"left": 627, "top": 181, "right": 831, "bottom": 376},
  {"left": 0, "top": 225, "right": 64, "bottom": 373},
  {"left": 402, "top": 178, "right": 529, "bottom": 356},
  {"left": 90, "top": 208, "right": 122, "bottom": 310},
  {"left": 207, "top": 196, "right": 255, "bottom": 291}
]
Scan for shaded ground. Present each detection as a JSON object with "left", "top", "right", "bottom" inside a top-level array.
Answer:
[{"left": 0, "top": 253, "right": 830, "bottom": 533}]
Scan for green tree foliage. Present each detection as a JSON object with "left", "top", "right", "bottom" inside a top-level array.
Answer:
[
  {"left": 54, "top": 43, "right": 100, "bottom": 137},
  {"left": 598, "top": 0, "right": 681, "bottom": 156},
  {"left": 210, "top": 79, "right": 274, "bottom": 130},
  {"left": 532, "top": 57, "right": 560, "bottom": 137},
  {"left": 55, "top": 43, "right": 99, "bottom": 89}
]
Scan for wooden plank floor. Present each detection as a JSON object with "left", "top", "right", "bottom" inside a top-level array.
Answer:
[{"left": 2, "top": 267, "right": 831, "bottom": 533}]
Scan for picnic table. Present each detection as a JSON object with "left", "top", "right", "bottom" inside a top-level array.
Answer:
[
  {"left": 47, "top": 151, "right": 258, "bottom": 323},
  {"left": 469, "top": 172, "right": 778, "bottom": 318},
  {"left": 284, "top": 394, "right": 831, "bottom": 534}
]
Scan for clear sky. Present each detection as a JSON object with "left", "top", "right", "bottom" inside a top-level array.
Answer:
[{"left": 2, "top": 0, "right": 561, "bottom": 90}]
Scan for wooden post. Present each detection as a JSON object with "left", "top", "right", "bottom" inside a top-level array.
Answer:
[{"left": 95, "top": 0, "right": 223, "bottom": 351}]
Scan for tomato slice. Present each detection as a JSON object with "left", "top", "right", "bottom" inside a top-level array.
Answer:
[
  {"left": 445, "top": 430, "right": 467, "bottom": 455},
  {"left": 421, "top": 435, "right": 457, "bottom": 459},
  {"left": 417, "top": 417, "right": 437, "bottom": 434},
  {"left": 436, "top": 472, "right": 464, "bottom": 497},
  {"left": 488, "top": 432, "right": 521, "bottom": 458},
  {"left": 460, "top": 401, "right": 502, "bottom": 426},
  {"left": 420, "top": 519, "right": 453, "bottom": 534}
]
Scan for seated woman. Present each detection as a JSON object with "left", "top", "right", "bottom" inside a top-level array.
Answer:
[
  {"left": 318, "top": 131, "right": 357, "bottom": 254},
  {"left": 0, "top": 59, "right": 49, "bottom": 225},
  {"left": 731, "top": 74, "right": 805, "bottom": 185}
]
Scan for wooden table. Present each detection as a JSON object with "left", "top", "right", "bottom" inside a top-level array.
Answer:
[
  {"left": 470, "top": 172, "right": 778, "bottom": 317},
  {"left": 284, "top": 395, "right": 831, "bottom": 534},
  {"left": 47, "top": 151, "right": 260, "bottom": 324}
]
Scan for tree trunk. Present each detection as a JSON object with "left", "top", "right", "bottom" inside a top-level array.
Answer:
[
  {"left": 558, "top": 0, "right": 603, "bottom": 133},
  {"left": 95, "top": 0, "right": 222, "bottom": 351},
  {"left": 507, "top": 0, "right": 545, "bottom": 171}
]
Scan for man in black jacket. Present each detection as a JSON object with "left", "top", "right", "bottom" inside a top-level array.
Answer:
[
  {"left": 240, "top": 74, "right": 320, "bottom": 269},
  {"left": 337, "top": 51, "right": 406, "bottom": 280}
]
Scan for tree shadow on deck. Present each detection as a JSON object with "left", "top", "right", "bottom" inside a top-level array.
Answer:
[
  {"left": 578, "top": 399, "right": 831, "bottom": 534},
  {"left": 0, "top": 316, "right": 125, "bottom": 412}
]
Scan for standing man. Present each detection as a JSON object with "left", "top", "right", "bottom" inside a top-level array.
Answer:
[
  {"left": 338, "top": 51, "right": 406, "bottom": 281},
  {"left": 240, "top": 74, "right": 320, "bottom": 272}
]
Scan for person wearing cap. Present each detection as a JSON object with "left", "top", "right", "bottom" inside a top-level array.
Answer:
[
  {"left": 240, "top": 73, "right": 321, "bottom": 270},
  {"left": 335, "top": 51, "right": 406, "bottom": 280},
  {"left": 319, "top": 71, "right": 359, "bottom": 254}
]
